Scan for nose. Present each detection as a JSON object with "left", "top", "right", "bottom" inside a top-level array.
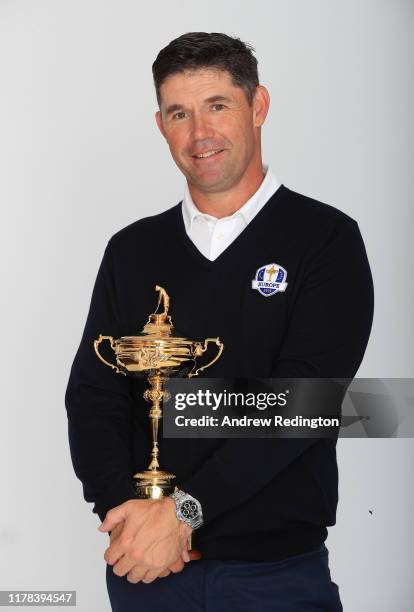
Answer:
[{"left": 190, "top": 110, "right": 214, "bottom": 140}]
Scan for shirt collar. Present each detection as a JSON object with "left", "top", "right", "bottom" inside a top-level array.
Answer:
[{"left": 182, "top": 164, "right": 281, "bottom": 233}]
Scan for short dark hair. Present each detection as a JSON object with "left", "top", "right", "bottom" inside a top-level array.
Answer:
[{"left": 152, "top": 32, "right": 259, "bottom": 108}]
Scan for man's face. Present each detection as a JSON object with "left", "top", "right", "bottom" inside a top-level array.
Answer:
[{"left": 155, "top": 68, "right": 266, "bottom": 194}]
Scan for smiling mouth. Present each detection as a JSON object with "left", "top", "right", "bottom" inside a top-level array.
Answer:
[{"left": 192, "top": 149, "right": 224, "bottom": 159}]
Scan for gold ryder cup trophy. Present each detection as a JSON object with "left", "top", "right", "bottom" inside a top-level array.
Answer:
[{"left": 93, "top": 285, "right": 224, "bottom": 552}]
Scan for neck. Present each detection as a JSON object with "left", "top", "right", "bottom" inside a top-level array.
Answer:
[{"left": 188, "top": 160, "right": 266, "bottom": 219}]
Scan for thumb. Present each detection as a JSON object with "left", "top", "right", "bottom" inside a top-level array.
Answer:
[
  {"left": 181, "top": 546, "right": 190, "bottom": 563},
  {"left": 98, "top": 504, "right": 130, "bottom": 532}
]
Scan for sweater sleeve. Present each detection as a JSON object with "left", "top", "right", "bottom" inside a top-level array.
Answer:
[
  {"left": 65, "top": 238, "right": 141, "bottom": 523},
  {"left": 180, "top": 218, "right": 374, "bottom": 525}
]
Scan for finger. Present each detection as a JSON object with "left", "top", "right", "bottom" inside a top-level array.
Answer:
[
  {"left": 168, "top": 558, "right": 185, "bottom": 573},
  {"left": 112, "top": 553, "right": 140, "bottom": 578},
  {"left": 126, "top": 565, "right": 148, "bottom": 584},
  {"left": 181, "top": 547, "right": 190, "bottom": 563},
  {"left": 105, "top": 539, "right": 130, "bottom": 567},
  {"left": 141, "top": 569, "right": 165, "bottom": 584},
  {"left": 109, "top": 522, "right": 124, "bottom": 544},
  {"left": 99, "top": 503, "right": 130, "bottom": 533},
  {"left": 158, "top": 569, "right": 171, "bottom": 578},
  {"left": 104, "top": 521, "right": 143, "bottom": 566}
]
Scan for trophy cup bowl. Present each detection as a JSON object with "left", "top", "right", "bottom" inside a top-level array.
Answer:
[{"left": 93, "top": 285, "right": 224, "bottom": 551}]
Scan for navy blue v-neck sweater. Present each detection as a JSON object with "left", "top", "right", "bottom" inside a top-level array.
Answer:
[{"left": 65, "top": 184, "right": 374, "bottom": 561}]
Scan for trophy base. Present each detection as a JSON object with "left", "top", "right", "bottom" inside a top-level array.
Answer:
[{"left": 133, "top": 469, "right": 177, "bottom": 499}]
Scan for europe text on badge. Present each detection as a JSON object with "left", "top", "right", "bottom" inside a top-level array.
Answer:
[{"left": 252, "top": 262, "right": 288, "bottom": 297}]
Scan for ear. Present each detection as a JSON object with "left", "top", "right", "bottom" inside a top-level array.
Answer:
[
  {"left": 252, "top": 85, "right": 270, "bottom": 128},
  {"left": 155, "top": 110, "right": 167, "bottom": 139}
]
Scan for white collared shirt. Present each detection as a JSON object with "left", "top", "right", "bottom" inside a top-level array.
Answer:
[{"left": 181, "top": 164, "right": 281, "bottom": 261}]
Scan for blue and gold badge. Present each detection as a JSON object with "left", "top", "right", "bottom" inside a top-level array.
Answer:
[{"left": 252, "top": 263, "right": 288, "bottom": 297}]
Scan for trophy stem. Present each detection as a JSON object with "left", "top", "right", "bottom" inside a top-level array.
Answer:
[
  {"left": 146, "top": 372, "right": 167, "bottom": 471},
  {"left": 133, "top": 371, "right": 176, "bottom": 499}
]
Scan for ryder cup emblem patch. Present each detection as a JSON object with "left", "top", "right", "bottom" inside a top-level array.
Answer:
[{"left": 252, "top": 263, "right": 288, "bottom": 297}]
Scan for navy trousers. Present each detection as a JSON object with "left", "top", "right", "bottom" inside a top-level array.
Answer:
[{"left": 106, "top": 543, "right": 343, "bottom": 611}]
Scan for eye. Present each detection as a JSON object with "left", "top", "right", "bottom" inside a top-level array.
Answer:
[
  {"left": 172, "top": 111, "right": 186, "bottom": 120},
  {"left": 211, "top": 103, "right": 225, "bottom": 111}
]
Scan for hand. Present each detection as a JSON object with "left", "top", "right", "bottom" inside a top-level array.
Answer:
[
  {"left": 108, "top": 520, "right": 198, "bottom": 580},
  {"left": 98, "top": 497, "right": 193, "bottom": 583}
]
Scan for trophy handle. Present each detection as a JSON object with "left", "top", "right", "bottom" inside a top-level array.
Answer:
[
  {"left": 189, "top": 337, "right": 224, "bottom": 378},
  {"left": 93, "top": 334, "right": 127, "bottom": 376}
]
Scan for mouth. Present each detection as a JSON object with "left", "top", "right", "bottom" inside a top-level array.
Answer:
[{"left": 191, "top": 149, "right": 225, "bottom": 163}]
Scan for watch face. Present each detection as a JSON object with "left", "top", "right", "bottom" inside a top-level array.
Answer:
[{"left": 181, "top": 499, "right": 199, "bottom": 519}]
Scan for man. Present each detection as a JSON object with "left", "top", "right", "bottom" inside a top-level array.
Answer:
[{"left": 65, "top": 32, "right": 374, "bottom": 611}]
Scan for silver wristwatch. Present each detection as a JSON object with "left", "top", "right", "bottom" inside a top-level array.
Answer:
[{"left": 170, "top": 488, "right": 204, "bottom": 530}]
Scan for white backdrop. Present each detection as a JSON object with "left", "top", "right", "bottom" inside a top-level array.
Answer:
[{"left": 1, "top": 1, "right": 413, "bottom": 610}]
